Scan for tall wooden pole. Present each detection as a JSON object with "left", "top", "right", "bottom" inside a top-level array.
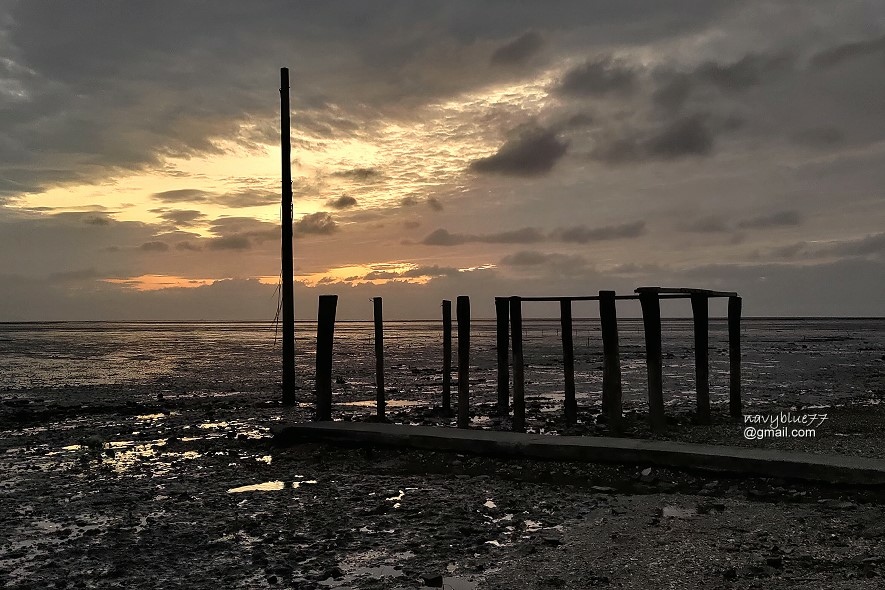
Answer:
[{"left": 280, "top": 67, "right": 296, "bottom": 406}]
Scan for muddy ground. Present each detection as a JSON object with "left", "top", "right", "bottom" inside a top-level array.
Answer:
[{"left": 3, "top": 388, "right": 885, "bottom": 589}]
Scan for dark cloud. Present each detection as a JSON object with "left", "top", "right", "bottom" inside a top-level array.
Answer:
[
  {"left": 401, "top": 196, "right": 419, "bottom": 207},
  {"left": 326, "top": 195, "right": 358, "bottom": 209},
  {"left": 554, "top": 56, "right": 637, "bottom": 96},
  {"left": 791, "top": 127, "right": 844, "bottom": 147},
  {"left": 293, "top": 212, "right": 337, "bottom": 235},
  {"left": 175, "top": 241, "right": 202, "bottom": 251},
  {"left": 490, "top": 31, "right": 544, "bottom": 66},
  {"left": 652, "top": 73, "right": 692, "bottom": 111},
  {"left": 499, "top": 250, "right": 550, "bottom": 266},
  {"left": 737, "top": 210, "right": 802, "bottom": 229},
  {"left": 421, "top": 228, "right": 468, "bottom": 246},
  {"left": 208, "top": 235, "right": 252, "bottom": 251},
  {"left": 84, "top": 215, "right": 111, "bottom": 226},
  {"left": 679, "top": 215, "right": 729, "bottom": 233},
  {"left": 696, "top": 53, "right": 793, "bottom": 92},
  {"left": 427, "top": 197, "right": 443, "bottom": 211},
  {"left": 152, "top": 189, "right": 211, "bottom": 203},
  {"left": 645, "top": 114, "right": 713, "bottom": 158},
  {"left": 48, "top": 268, "right": 103, "bottom": 282},
  {"left": 420, "top": 226, "right": 545, "bottom": 246},
  {"left": 139, "top": 241, "right": 170, "bottom": 252},
  {"left": 825, "top": 232, "right": 885, "bottom": 257},
  {"left": 555, "top": 221, "right": 645, "bottom": 243},
  {"left": 154, "top": 209, "right": 205, "bottom": 227},
  {"left": 469, "top": 125, "right": 568, "bottom": 177},
  {"left": 215, "top": 189, "right": 279, "bottom": 208},
  {"left": 483, "top": 227, "right": 545, "bottom": 244},
  {"left": 331, "top": 167, "right": 381, "bottom": 181},
  {"left": 810, "top": 34, "right": 885, "bottom": 69}
]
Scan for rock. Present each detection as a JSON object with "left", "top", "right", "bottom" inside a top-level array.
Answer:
[
  {"left": 722, "top": 567, "right": 737, "bottom": 580},
  {"left": 766, "top": 556, "right": 783, "bottom": 569},
  {"left": 421, "top": 573, "right": 443, "bottom": 587},
  {"left": 321, "top": 566, "right": 343, "bottom": 581},
  {"left": 541, "top": 535, "right": 562, "bottom": 546}
]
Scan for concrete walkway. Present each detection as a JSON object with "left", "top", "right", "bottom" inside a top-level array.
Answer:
[{"left": 272, "top": 421, "right": 885, "bottom": 485}]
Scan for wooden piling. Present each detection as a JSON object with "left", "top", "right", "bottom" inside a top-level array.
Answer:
[
  {"left": 560, "top": 299, "right": 577, "bottom": 426},
  {"left": 599, "top": 291, "right": 622, "bottom": 431},
  {"left": 690, "top": 294, "right": 711, "bottom": 424},
  {"left": 510, "top": 296, "right": 525, "bottom": 433},
  {"left": 442, "top": 300, "right": 452, "bottom": 414},
  {"left": 280, "top": 67, "right": 296, "bottom": 406},
  {"left": 728, "top": 295, "right": 742, "bottom": 420},
  {"left": 495, "top": 298, "right": 510, "bottom": 417},
  {"left": 373, "top": 297, "right": 385, "bottom": 420},
  {"left": 456, "top": 296, "right": 470, "bottom": 429},
  {"left": 639, "top": 291, "right": 665, "bottom": 432},
  {"left": 315, "top": 294, "right": 338, "bottom": 421}
]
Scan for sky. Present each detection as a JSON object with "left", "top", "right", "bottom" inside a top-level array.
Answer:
[{"left": 1, "top": 0, "right": 884, "bottom": 320}]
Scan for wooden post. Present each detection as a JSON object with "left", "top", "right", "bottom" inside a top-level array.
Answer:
[
  {"left": 560, "top": 299, "right": 577, "bottom": 426},
  {"left": 728, "top": 295, "right": 742, "bottom": 420},
  {"left": 691, "top": 294, "right": 711, "bottom": 424},
  {"left": 456, "top": 296, "right": 470, "bottom": 429},
  {"left": 495, "top": 298, "right": 510, "bottom": 417},
  {"left": 280, "top": 67, "right": 296, "bottom": 406},
  {"left": 599, "top": 291, "right": 622, "bottom": 431},
  {"left": 315, "top": 295, "right": 337, "bottom": 421},
  {"left": 373, "top": 297, "right": 385, "bottom": 420},
  {"left": 510, "top": 297, "right": 525, "bottom": 433},
  {"left": 442, "top": 300, "right": 452, "bottom": 414},
  {"left": 639, "top": 291, "right": 665, "bottom": 432}
]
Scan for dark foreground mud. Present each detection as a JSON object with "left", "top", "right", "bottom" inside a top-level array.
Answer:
[{"left": 3, "top": 390, "right": 885, "bottom": 589}]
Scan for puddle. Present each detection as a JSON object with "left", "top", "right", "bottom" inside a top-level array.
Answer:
[
  {"left": 662, "top": 505, "right": 697, "bottom": 519},
  {"left": 442, "top": 576, "right": 479, "bottom": 590},
  {"left": 228, "top": 479, "right": 316, "bottom": 493},
  {"left": 227, "top": 481, "right": 286, "bottom": 493},
  {"left": 135, "top": 412, "right": 176, "bottom": 421},
  {"left": 291, "top": 480, "right": 317, "bottom": 489},
  {"left": 524, "top": 520, "right": 543, "bottom": 532},
  {"left": 340, "top": 400, "right": 424, "bottom": 408}
]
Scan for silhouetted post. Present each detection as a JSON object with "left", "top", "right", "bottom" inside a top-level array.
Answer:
[
  {"left": 728, "top": 295, "right": 742, "bottom": 420},
  {"left": 280, "top": 67, "right": 296, "bottom": 406},
  {"left": 691, "top": 294, "right": 711, "bottom": 424},
  {"left": 599, "top": 291, "right": 622, "bottom": 431},
  {"left": 639, "top": 291, "right": 665, "bottom": 432},
  {"left": 510, "top": 297, "right": 525, "bottom": 433},
  {"left": 442, "top": 300, "right": 452, "bottom": 414},
  {"left": 456, "top": 296, "right": 470, "bottom": 429},
  {"left": 560, "top": 299, "right": 577, "bottom": 426},
  {"left": 495, "top": 298, "right": 510, "bottom": 417},
  {"left": 315, "top": 295, "right": 337, "bottom": 421},
  {"left": 373, "top": 297, "right": 385, "bottom": 420}
]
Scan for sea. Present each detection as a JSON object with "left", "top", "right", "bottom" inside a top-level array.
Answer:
[{"left": 1, "top": 318, "right": 884, "bottom": 412}]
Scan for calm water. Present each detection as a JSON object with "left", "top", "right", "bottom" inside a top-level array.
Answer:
[{"left": 1, "top": 318, "right": 884, "bottom": 410}]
